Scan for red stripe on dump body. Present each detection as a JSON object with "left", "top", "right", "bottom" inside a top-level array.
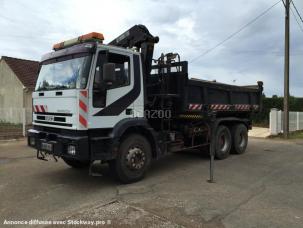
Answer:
[
  {"left": 189, "top": 104, "right": 202, "bottom": 110},
  {"left": 210, "top": 104, "right": 233, "bottom": 110}
]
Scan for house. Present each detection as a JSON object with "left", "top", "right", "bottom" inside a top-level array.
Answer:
[{"left": 0, "top": 56, "right": 39, "bottom": 124}]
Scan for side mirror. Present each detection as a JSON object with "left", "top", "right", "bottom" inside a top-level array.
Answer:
[
  {"left": 94, "top": 66, "right": 104, "bottom": 91},
  {"left": 103, "top": 63, "right": 116, "bottom": 86}
]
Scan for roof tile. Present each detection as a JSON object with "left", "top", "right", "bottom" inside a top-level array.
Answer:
[{"left": 1, "top": 56, "right": 39, "bottom": 88}]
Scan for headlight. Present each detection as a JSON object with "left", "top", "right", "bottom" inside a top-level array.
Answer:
[
  {"left": 29, "top": 137, "right": 36, "bottom": 146},
  {"left": 67, "top": 145, "right": 76, "bottom": 155}
]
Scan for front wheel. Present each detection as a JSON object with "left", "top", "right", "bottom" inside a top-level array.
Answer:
[
  {"left": 215, "top": 125, "right": 232, "bottom": 160},
  {"left": 109, "top": 134, "right": 152, "bottom": 184}
]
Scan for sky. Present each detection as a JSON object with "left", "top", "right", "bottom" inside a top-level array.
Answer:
[{"left": 0, "top": 0, "right": 302, "bottom": 97}]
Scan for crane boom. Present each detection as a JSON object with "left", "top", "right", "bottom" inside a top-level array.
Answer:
[{"left": 109, "top": 25, "right": 159, "bottom": 77}]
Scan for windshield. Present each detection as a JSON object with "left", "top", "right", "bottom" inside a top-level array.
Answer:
[{"left": 35, "top": 55, "right": 92, "bottom": 91}]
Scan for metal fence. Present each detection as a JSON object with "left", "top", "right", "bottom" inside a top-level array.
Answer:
[
  {"left": 0, "top": 108, "right": 32, "bottom": 138},
  {"left": 270, "top": 108, "right": 303, "bottom": 135}
]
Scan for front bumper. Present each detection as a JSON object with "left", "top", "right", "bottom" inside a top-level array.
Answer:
[
  {"left": 27, "top": 129, "right": 89, "bottom": 161},
  {"left": 27, "top": 127, "right": 119, "bottom": 161}
]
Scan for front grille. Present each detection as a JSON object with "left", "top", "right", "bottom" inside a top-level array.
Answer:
[
  {"left": 34, "top": 120, "right": 72, "bottom": 127},
  {"left": 34, "top": 112, "right": 72, "bottom": 117},
  {"left": 36, "top": 116, "right": 66, "bottom": 122},
  {"left": 37, "top": 115, "right": 45, "bottom": 120},
  {"left": 35, "top": 112, "right": 72, "bottom": 127},
  {"left": 54, "top": 117, "right": 65, "bottom": 122}
]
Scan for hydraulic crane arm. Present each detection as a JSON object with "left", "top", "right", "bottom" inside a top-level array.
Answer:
[{"left": 109, "top": 25, "right": 159, "bottom": 77}]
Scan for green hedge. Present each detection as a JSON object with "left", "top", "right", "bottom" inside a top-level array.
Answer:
[{"left": 252, "top": 95, "right": 303, "bottom": 127}]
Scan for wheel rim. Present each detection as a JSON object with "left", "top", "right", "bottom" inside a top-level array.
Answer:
[
  {"left": 125, "top": 146, "right": 146, "bottom": 170},
  {"left": 239, "top": 132, "right": 246, "bottom": 148},
  {"left": 219, "top": 133, "right": 228, "bottom": 151}
]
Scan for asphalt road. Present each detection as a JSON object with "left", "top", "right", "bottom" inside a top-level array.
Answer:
[{"left": 0, "top": 138, "right": 303, "bottom": 227}]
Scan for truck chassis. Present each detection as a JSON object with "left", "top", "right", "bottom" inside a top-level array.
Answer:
[{"left": 28, "top": 25, "right": 263, "bottom": 183}]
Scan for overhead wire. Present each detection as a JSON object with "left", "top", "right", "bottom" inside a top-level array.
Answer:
[
  {"left": 290, "top": 6, "right": 303, "bottom": 32},
  {"left": 291, "top": 0, "right": 303, "bottom": 24},
  {"left": 190, "top": 0, "right": 282, "bottom": 63}
]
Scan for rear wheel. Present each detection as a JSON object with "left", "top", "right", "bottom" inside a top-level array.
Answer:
[
  {"left": 215, "top": 125, "right": 232, "bottom": 160},
  {"left": 231, "top": 124, "right": 248, "bottom": 154},
  {"left": 62, "top": 158, "right": 90, "bottom": 169},
  {"left": 109, "top": 134, "right": 152, "bottom": 184}
]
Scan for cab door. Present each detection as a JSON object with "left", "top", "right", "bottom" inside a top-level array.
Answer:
[{"left": 89, "top": 50, "right": 137, "bottom": 129}]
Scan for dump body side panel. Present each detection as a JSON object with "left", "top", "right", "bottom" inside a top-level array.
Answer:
[
  {"left": 185, "top": 79, "right": 262, "bottom": 114},
  {"left": 148, "top": 61, "right": 262, "bottom": 117}
]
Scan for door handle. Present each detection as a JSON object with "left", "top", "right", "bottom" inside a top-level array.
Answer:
[{"left": 125, "top": 109, "right": 133, "bottom": 115}]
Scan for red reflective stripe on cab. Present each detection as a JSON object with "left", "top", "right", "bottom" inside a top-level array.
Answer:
[
  {"left": 79, "top": 115, "right": 87, "bottom": 127},
  {"left": 40, "top": 105, "right": 45, "bottom": 112},
  {"left": 35, "top": 105, "right": 40, "bottom": 112},
  {"left": 80, "top": 90, "right": 88, "bottom": 97},
  {"left": 79, "top": 100, "right": 87, "bottom": 112}
]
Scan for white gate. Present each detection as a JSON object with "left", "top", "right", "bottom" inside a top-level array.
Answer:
[{"left": 270, "top": 108, "right": 303, "bottom": 135}]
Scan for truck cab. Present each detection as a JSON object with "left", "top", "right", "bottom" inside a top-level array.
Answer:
[{"left": 33, "top": 42, "right": 144, "bottom": 130}]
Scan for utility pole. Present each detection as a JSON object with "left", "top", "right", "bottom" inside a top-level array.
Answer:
[{"left": 283, "top": 0, "right": 290, "bottom": 139}]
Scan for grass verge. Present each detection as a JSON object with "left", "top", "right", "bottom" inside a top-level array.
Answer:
[{"left": 269, "top": 130, "right": 303, "bottom": 139}]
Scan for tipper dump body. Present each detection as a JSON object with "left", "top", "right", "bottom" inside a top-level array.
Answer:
[
  {"left": 147, "top": 61, "right": 262, "bottom": 118},
  {"left": 185, "top": 79, "right": 262, "bottom": 113}
]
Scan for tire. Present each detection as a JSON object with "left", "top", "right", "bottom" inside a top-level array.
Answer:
[
  {"left": 109, "top": 134, "right": 152, "bottom": 184},
  {"left": 215, "top": 125, "right": 232, "bottom": 160},
  {"left": 62, "top": 158, "right": 90, "bottom": 169},
  {"left": 231, "top": 124, "right": 248, "bottom": 154}
]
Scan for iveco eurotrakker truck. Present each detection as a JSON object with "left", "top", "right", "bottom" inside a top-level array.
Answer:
[{"left": 28, "top": 25, "right": 263, "bottom": 183}]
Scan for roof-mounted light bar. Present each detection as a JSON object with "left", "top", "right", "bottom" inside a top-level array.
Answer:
[{"left": 53, "top": 32, "right": 104, "bottom": 50}]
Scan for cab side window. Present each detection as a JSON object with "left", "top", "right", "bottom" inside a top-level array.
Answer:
[
  {"left": 93, "top": 52, "right": 131, "bottom": 108},
  {"left": 93, "top": 52, "right": 106, "bottom": 108},
  {"left": 107, "top": 53, "right": 130, "bottom": 89}
]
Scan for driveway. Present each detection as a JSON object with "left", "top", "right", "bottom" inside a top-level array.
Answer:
[{"left": 0, "top": 138, "right": 303, "bottom": 227}]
